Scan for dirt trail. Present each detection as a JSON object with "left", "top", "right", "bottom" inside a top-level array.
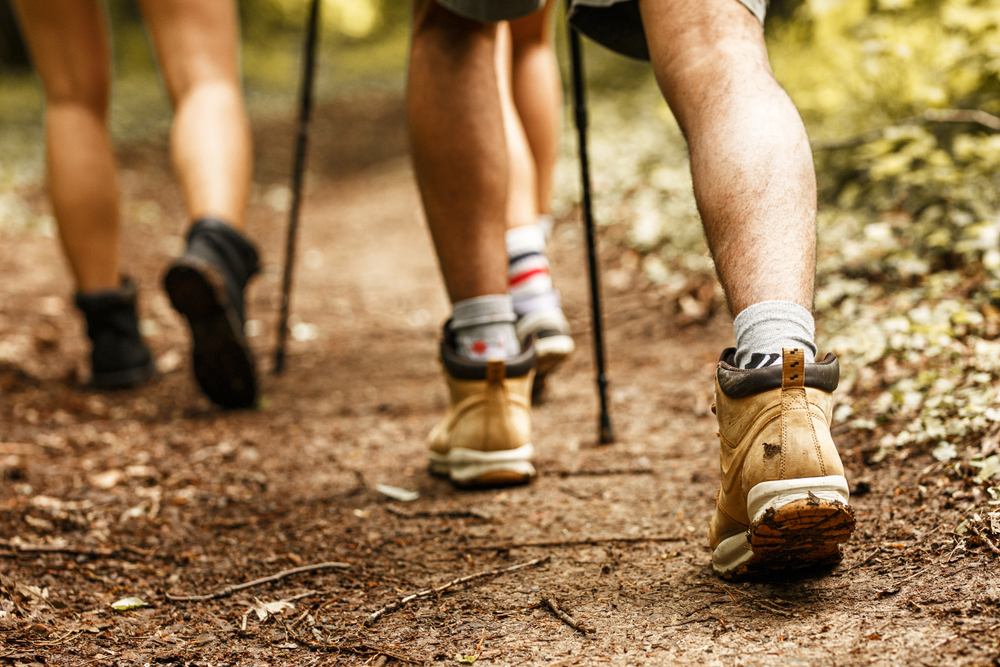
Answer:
[{"left": 1, "top": 101, "right": 999, "bottom": 666}]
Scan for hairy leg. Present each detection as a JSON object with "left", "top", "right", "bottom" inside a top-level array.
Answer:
[
  {"left": 640, "top": 0, "right": 816, "bottom": 314},
  {"left": 497, "top": 23, "right": 539, "bottom": 230},
  {"left": 138, "top": 0, "right": 251, "bottom": 228},
  {"left": 408, "top": 0, "right": 508, "bottom": 303},
  {"left": 509, "top": 0, "right": 561, "bottom": 216},
  {"left": 12, "top": 0, "right": 119, "bottom": 293}
]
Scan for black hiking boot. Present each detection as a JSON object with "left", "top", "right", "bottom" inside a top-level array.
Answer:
[
  {"left": 163, "top": 217, "right": 260, "bottom": 409},
  {"left": 75, "top": 278, "right": 156, "bottom": 389}
]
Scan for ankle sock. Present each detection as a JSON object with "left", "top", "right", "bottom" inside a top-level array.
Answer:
[
  {"left": 452, "top": 295, "right": 520, "bottom": 361},
  {"left": 537, "top": 214, "right": 555, "bottom": 240},
  {"left": 733, "top": 300, "right": 816, "bottom": 369},
  {"left": 506, "top": 223, "right": 561, "bottom": 316}
]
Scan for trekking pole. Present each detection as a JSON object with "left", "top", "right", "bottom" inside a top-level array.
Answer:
[
  {"left": 568, "top": 24, "right": 614, "bottom": 444},
  {"left": 274, "top": 0, "right": 322, "bottom": 375}
]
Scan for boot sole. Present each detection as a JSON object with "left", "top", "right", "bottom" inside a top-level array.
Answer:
[
  {"left": 530, "top": 335, "right": 574, "bottom": 403},
  {"left": 713, "top": 476, "right": 855, "bottom": 579},
  {"left": 535, "top": 334, "right": 575, "bottom": 376},
  {"left": 91, "top": 359, "right": 157, "bottom": 389},
  {"left": 429, "top": 444, "right": 536, "bottom": 488},
  {"left": 163, "top": 258, "right": 257, "bottom": 409}
]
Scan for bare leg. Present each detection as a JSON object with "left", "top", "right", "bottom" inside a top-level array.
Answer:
[
  {"left": 138, "top": 0, "right": 251, "bottom": 229},
  {"left": 496, "top": 23, "right": 538, "bottom": 230},
  {"left": 509, "top": 0, "right": 561, "bottom": 216},
  {"left": 640, "top": 0, "right": 816, "bottom": 315},
  {"left": 408, "top": 0, "right": 508, "bottom": 303},
  {"left": 11, "top": 0, "right": 119, "bottom": 293}
]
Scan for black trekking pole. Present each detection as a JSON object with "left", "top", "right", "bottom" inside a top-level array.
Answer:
[
  {"left": 274, "top": 0, "right": 322, "bottom": 375},
  {"left": 568, "top": 24, "right": 614, "bottom": 444}
]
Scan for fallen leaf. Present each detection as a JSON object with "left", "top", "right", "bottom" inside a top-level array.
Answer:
[
  {"left": 375, "top": 484, "right": 419, "bottom": 502},
  {"left": 248, "top": 597, "right": 295, "bottom": 622},
  {"left": 111, "top": 597, "right": 149, "bottom": 611}
]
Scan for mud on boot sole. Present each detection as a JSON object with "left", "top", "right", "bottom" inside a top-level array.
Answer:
[
  {"left": 713, "top": 476, "right": 855, "bottom": 579},
  {"left": 164, "top": 258, "right": 257, "bottom": 409}
]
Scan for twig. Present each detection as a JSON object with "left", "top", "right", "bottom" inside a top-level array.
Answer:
[
  {"left": 466, "top": 536, "right": 685, "bottom": 551},
  {"left": 895, "top": 564, "right": 936, "bottom": 586},
  {"left": 0, "top": 542, "right": 153, "bottom": 559},
  {"left": 279, "top": 622, "right": 423, "bottom": 664},
  {"left": 970, "top": 523, "right": 1000, "bottom": 556},
  {"left": 812, "top": 108, "right": 1000, "bottom": 152},
  {"left": 542, "top": 596, "right": 595, "bottom": 635},
  {"left": 545, "top": 468, "right": 653, "bottom": 477},
  {"left": 385, "top": 506, "right": 491, "bottom": 520},
  {"left": 166, "top": 561, "right": 351, "bottom": 602},
  {"left": 753, "top": 600, "right": 794, "bottom": 617},
  {"left": 875, "top": 563, "right": 936, "bottom": 598},
  {"left": 845, "top": 547, "right": 882, "bottom": 572},
  {"left": 364, "top": 556, "right": 550, "bottom": 627}
]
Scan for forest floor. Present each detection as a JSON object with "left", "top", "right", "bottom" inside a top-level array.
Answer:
[{"left": 1, "top": 92, "right": 999, "bottom": 666}]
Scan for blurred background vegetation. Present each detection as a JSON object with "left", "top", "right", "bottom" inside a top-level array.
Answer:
[{"left": 1, "top": 0, "right": 999, "bottom": 495}]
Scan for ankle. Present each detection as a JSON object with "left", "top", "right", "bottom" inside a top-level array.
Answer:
[{"left": 733, "top": 301, "right": 816, "bottom": 369}]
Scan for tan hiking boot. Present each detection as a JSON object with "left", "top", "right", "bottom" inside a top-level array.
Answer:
[
  {"left": 428, "top": 335, "right": 536, "bottom": 487},
  {"left": 710, "top": 347, "right": 855, "bottom": 578}
]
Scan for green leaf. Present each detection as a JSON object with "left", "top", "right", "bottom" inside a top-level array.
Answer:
[{"left": 456, "top": 654, "right": 478, "bottom": 664}]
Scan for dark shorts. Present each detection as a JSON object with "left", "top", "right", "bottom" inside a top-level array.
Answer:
[
  {"left": 434, "top": 0, "right": 767, "bottom": 61},
  {"left": 433, "top": 0, "right": 546, "bottom": 22},
  {"left": 569, "top": 0, "right": 767, "bottom": 60}
]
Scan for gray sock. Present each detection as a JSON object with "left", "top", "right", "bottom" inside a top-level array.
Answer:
[
  {"left": 452, "top": 295, "right": 521, "bottom": 361},
  {"left": 733, "top": 300, "right": 816, "bottom": 369}
]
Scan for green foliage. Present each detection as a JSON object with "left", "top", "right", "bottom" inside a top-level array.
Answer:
[
  {"left": 768, "top": 0, "right": 1000, "bottom": 285},
  {"left": 770, "top": 0, "right": 1000, "bottom": 135},
  {"left": 818, "top": 126, "right": 1000, "bottom": 287}
]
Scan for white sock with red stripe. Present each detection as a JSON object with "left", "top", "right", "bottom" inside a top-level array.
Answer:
[{"left": 506, "top": 223, "right": 561, "bottom": 316}]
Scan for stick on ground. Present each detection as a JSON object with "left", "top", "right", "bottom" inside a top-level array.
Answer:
[
  {"left": 0, "top": 543, "right": 151, "bottom": 559},
  {"left": 279, "top": 622, "right": 424, "bottom": 664},
  {"left": 166, "top": 561, "right": 351, "bottom": 602},
  {"left": 542, "top": 596, "right": 595, "bottom": 635},
  {"left": 466, "top": 535, "right": 685, "bottom": 551},
  {"left": 364, "top": 556, "right": 550, "bottom": 627}
]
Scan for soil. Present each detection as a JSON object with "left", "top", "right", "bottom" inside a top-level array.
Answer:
[{"left": 2, "top": 94, "right": 999, "bottom": 666}]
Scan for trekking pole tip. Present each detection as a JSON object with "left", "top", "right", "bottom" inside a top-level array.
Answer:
[{"left": 599, "top": 415, "right": 614, "bottom": 445}]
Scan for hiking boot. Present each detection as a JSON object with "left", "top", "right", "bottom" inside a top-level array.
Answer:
[
  {"left": 428, "top": 327, "right": 537, "bottom": 487},
  {"left": 163, "top": 217, "right": 260, "bottom": 409},
  {"left": 75, "top": 278, "right": 156, "bottom": 389},
  {"left": 516, "top": 307, "right": 575, "bottom": 377},
  {"left": 710, "top": 347, "right": 855, "bottom": 578}
]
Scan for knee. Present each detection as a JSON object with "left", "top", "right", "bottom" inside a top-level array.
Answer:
[
  {"left": 43, "top": 62, "right": 111, "bottom": 119},
  {"left": 169, "top": 75, "right": 242, "bottom": 115},
  {"left": 509, "top": 12, "right": 549, "bottom": 51},
  {"left": 411, "top": 1, "right": 497, "bottom": 58}
]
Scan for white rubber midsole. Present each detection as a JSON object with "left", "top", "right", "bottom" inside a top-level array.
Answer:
[
  {"left": 535, "top": 334, "right": 576, "bottom": 359},
  {"left": 712, "top": 475, "right": 850, "bottom": 574},
  {"left": 428, "top": 444, "right": 536, "bottom": 483},
  {"left": 713, "top": 533, "right": 755, "bottom": 574}
]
